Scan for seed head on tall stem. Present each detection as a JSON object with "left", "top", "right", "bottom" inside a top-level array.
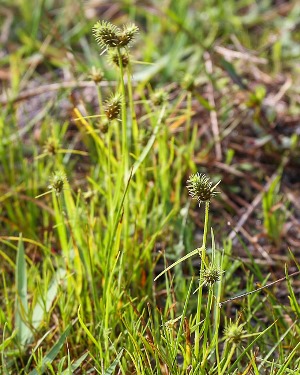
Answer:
[{"left": 187, "top": 173, "right": 220, "bottom": 206}]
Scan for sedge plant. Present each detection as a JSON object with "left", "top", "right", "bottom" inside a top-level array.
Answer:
[{"left": 2, "top": 11, "right": 300, "bottom": 374}]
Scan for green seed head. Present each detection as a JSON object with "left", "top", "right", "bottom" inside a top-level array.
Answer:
[
  {"left": 93, "top": 21, "right": 121, "bottom": 49},
  {"left": 118, "top": 23, "right": 139, "bottom": 47},
  {"left": 48, "top": 171, "right": 67, "bottom": 196},
  {"left": 201, "top": 264, "right": 224, "bottom": 287},
  {"left": 88, "top": 66, "right": 104, "bottom": 83},
  {"left": 107, "top": 50, "right": 130, "bottom": 69},
  {"left": 93, "top": 21, "right": 138, "bottom": 51},
  {"left": 104, "top": 93, "right": 122, "bottom": 120},
  {"left": 223, "top": 321, "right": 245, "bottom": 344},
  {"left": 187, "top": 173, "right": 220, "bottom": 204}
]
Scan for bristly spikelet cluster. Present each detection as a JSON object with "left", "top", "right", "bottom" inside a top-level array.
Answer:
[
  {"left": 48, "top": 171, "right": 67, "bottom": 196},
  {"left": 201, "top": 264, "right": 224, "bottom": 287},
  {"left": 107, "top": 50, "right": 130, "bottom": 68},
  {"left": 223, "top": 321, "right": 245, "bottom": 344},
  {"left": 187, "top": 173, "right": 221, "bottom": 205},
  {"left": 88, "top": 66, "right": 104, "bottom": 83},
  {"left": 118, "top": 23, "right": 139, "bottom": 47},
  {"left": 104, "top": 93, "right": 122, "bottom": 120},
  {"left": 92, "top": 21, "right": 120, "bottom": 49},
  {"left": 93, "top": 21, "right": 138, "bottom": 52}
]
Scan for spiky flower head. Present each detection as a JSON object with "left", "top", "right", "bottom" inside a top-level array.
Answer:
[
  {"left": 223, "top": 321, "right": 245, "bottom": 344},
  {"left": 104, "top": 92, "right": 122, "bottom": 120},
  {"left": 93, "top": 21, "right": 138, "bottom": 51},
  {"left": 107, "top": 49, "right": 130, "bottom": 69},
  {"left": 118, "top": 23, "right": 139, "bottom": 47},
  {"left": 92, "top": 21, "right": 120, "bottom": 50},
  {"left": 201, "top": 264, "right": 224, "bottom": 287},
  {"left": 48, "top": 171, "right": 67, "bottom": 196},
  {"left": 88, "top": 66, "right": 104, "bottom": 83},
  {"left": 187, "top": 173, "right": 220, "bottom": 205}
]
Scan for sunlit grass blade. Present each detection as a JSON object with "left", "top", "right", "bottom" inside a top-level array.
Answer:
[
  {"left": 77, "top": 306, "right": 102, "bottom": 353},
  {"left": 154, "top": 247, "right": 201, "bottom": 281},
  {"left": 276, "top": 340, "right": 300, "bottom": 375}
]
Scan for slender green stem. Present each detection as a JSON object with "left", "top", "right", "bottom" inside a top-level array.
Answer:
[
  {"left": 117, "top": 49, "right": 131, "bottom": 286},
  {"left": 126, "top": 62, "right": 139, "bottom": 157},
  {"left": 201, "top": 288, "right": 213, "bottom": 369},
  {"left": 202, "top": 201, "right": 210, "bottom": 252},
  {"left": 194, "top": 201, "right": 210, "bottom": 361},
  {"left": 220, "top": 344, "right": 236, "bottom": 375},
  {"left": 118, "top": 47, "right": 129, "bottom": 177},
  {"left": 101, "top": 49, "right": 131, "bottom": 358},
  {"left": 106, "top": 124, "right": 113, "bottom": 227},
  {"left": 118, "top": 48, "right": 130, "bottom": 239}
]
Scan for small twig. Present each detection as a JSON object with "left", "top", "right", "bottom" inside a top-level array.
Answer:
[
  {"left": 219, "top": 270, "right": 300, "bottom": 307},
  {"left": 214, "top": 46, "right": 267, "bottom": 64},
  {"left": 264, "top": 77, "right": 292, "bottom": 106},
  {"left": 0, "top": 80, "right": 112, "bottom": 105}
]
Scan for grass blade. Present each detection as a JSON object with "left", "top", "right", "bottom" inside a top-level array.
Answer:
[
  {"left": 104, "top": 349, "right": 124, "bottom": 375},
  {"left": 15, "top": 234, "right": 31, "bottom": 348},
  {"left": 61, "top": 351, "right": 89, "bottom": 375}
]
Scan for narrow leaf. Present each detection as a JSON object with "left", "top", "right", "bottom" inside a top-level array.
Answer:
[
  {"left": 154, "top": 247, "right": 201, "bottom": 281},
  {"left": 15, "top": 234, "right": 32, "bottom": 347},
  {"left": 28, "top": 323, "right": 73, "bottom": 375},
  {"left": 104, "top": 349, "right": 124, "bottom": 375},
  {"left": 61, "top": 351, "right": 89, "bottom": 375}
]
